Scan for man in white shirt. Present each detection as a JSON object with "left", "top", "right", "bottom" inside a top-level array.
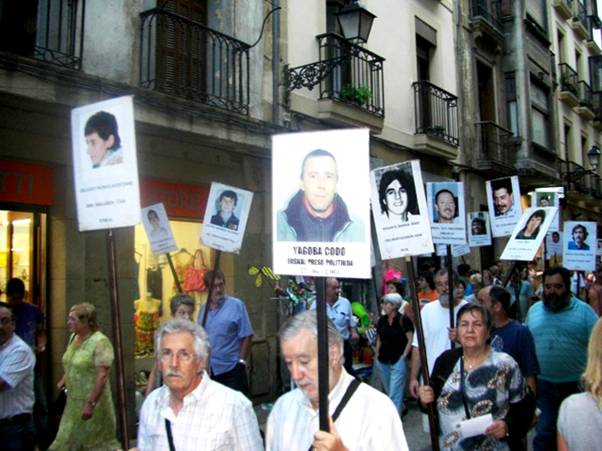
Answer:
[
  {"left": 137, "top": 319, "right": 263, "bottom": 451},
  {"left": 266, "top": 310, "right": 409, "bottom": 451},
  {"left": 409, "top": 269, "right": 467, "bottom": 396},
  {"left": 0, "top": 303, "right": 36, "bottom": 451}
]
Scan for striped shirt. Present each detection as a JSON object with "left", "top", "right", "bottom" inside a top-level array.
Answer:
[
  {"left": 0, "top": 334, "right": 35, "bottom": 418},
  {"left": 138, "top": 371, "right": 263, "bottom": 451},
  {"left": 526, "top": 297, "right": 597, "bottom": 382}
]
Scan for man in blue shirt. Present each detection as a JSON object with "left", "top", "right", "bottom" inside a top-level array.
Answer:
[
  {"left": 478, "top": 285, "right": 539, "bottom": 393},
  {"left": 526, "top": 266, "right": 598, "bottom": 451},
  {"left": 197, "top": 270, "right": 253, "bottom": 395},
  {"left": 311, "top": 278, "right": 358, "bottom": 374}
]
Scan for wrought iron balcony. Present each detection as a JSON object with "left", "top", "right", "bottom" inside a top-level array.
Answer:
[
  {"left": 286, "top": 33, "right": 385, "bottom": 117},
  {"left": 577, "top": 81, "right": 593, "bottom": 106},
  {"left": 571, "top": 1, "right": 590, "bottom": 39},
  {"left": 470, "top": 0, "right": 504, "bottom": 33},
  {"left": 412, "top": 81, "right": 459, "bottom": 146},
  {"left": 562, "top": 161, "right": 590, "bottom": 193},
  {"left": 139, "top": 8, "right": 250, "bottom": 115},
  {"left": 559, "top": 63, "right": 579, "bottom": 94},
  {"left": 475, "top": 121, "right": 515, "bottom": 169},
  {"left": 591, "top": 174, "right": 602, "bottom": 199},
  {"left": 0, "top": 0, "right": 85, "bottom": 69},
  {"left": 592, "top": 91, "right": 602, "bottom": 120}
]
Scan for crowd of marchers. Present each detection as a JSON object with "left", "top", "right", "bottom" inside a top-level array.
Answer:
[{"left": 2, "top": 261, "right": 601, "bottom": 451}]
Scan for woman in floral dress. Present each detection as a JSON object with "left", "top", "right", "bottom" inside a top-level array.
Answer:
[{"left": 49, "top": 303, "right": 119, "bottom": 450}]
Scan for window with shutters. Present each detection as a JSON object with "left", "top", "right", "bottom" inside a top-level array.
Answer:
[{"left": 140, "top": 0, "right": 251, "bottom": 114}]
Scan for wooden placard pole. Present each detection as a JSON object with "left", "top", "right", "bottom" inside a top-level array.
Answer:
[
  {"left": 201, "top": 250, "right": 222, "bottom": 328},
  {"left": 446, "top": 244, "right": 454, "bottom": 349},
  {"left": 406, "top": 257, "right": 440, "bottom": 451},
  {"left": 166, "top": 253, "right": 183, "bottom": 293},
  {"left": 502, "top": 261, "right": 517, "bottom": 288},
  {"left": 315, "top": 276, "right": 330, "bottom": 432},
  {"left": 543, "top": 238, "right": 549, "bottom": 271},
  {"left": 105, "top": 229, "right": 129, "bottom": 451}
]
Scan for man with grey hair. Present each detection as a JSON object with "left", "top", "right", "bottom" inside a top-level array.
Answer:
[
  {"left": 137, "top": 319, "right": 262, "bottom": 451},
  {"left": 266, "top": 311, "right": 409, "bottom": 451}
]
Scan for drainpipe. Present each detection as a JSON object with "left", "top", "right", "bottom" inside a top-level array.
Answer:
[{"left": 272, "top": 0, "right": 281, "bottom": 125}]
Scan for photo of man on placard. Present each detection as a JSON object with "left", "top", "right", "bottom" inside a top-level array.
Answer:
[
  {"left": 491, "top": 177, "right": 514, "bottom": 216},
  {"left": 84, "top": 111, "right": 123, "bottom": 169},
  {"left": 433, "top": 188, "right": 458, "bottom": 224},
  {"left": 276, "top": 149, "right": 364, "bottom": 242},
  {"left": 210, "top": 189, "right": 240, "bottom": 231},
  {"left": 471, "top": 217, "right": 487, "bottom": 235},
  {"left": 376, "top": 167, "right": 420, "bottom": 224},
  {"left": 568, "top": 224, "right": 590, "bottom": 250}
]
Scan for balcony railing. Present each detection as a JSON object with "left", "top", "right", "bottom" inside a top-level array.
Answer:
[
  {"left": 574, "top": 0, "right": 587, "bottom": 26},
  {"left": 139, "top": 8, "right": 250, "bottom": 115},
  {"left": 475, "top": 121, "right": 514, "bottom": 165},
  {"left": 412, "top": 81, "right": 459, "bottom": 146},
  {"left": 577, "top": 81, "right": 594, "bottom": 109},
  {"left": 593, "top": 91, "right": 602, "bottom": 119},
  {"left": 559, "top": 63, "right": 579, "bottom": 95},
  {"left": 0, "top": 0, "right": 85, "bottom": 69},
  {"left": 591, "top": 174, "right": 602, "bottom": 198},
  {"left": 470, "top": 0, "right": 504, "bottom": 32},
  {"left": 563, "top": 161, "right": 589, "bottom": 192},
  {"left": 586, "top": 15, "right": 602, "bottom": 41}
]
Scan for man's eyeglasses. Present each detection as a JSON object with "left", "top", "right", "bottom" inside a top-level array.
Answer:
[
  {"left": 159, "top": 349, "right": 195, "bottom": 363},
  {"left": 0, "top": 317, "right": 14, "bottom": 326}
]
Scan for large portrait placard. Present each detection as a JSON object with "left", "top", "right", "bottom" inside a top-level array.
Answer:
[
  {"left": 272, "top": 129, "right": 371, "bottom": 278},
  {"left": 426, "top": 182, "right": 466, "bottom": 245},
  {"left": 370, "top": 160, "right": 433, "bottom": 259},
  {"left": 201, "top": 182, "right": 253, "bottom": 254},
  {"left": 71, "top": 96, "right": 140, "bottom": 231},
  {"left": 141, "top": 203, "right": 177, "bottom": 255},
  {"left": 467, "top": 211, "right": 492, "bottom": 247},
  {"left": 486, "top": 176, "right": 522, "bottom": 237},
  {"left": 500, "top": 207, "right": 557, "bottom": 261},
  {"left": 563, "top": 221, "right": 597, "bottom": 271}
]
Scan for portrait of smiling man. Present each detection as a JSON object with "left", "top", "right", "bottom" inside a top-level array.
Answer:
[
  {"left": 491, "top": 178, "right": 514, "bottom": 217},
  {"left": 434, "top": 189, "right": 457, "bottom": 224},
  {"left": 138, "top": 319, "right": 262, "bottom": 451},
  {"left": 276, "top": 148, "right": 364, "bottom": 242}
]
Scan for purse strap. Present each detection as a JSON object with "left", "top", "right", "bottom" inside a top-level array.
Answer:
[
  {"left": 165, "top": 419, "right": 176, "bottom": 451},
  {"left": 307, "top": 378, "right": 361, "bottom": 451},
  {"left": 193, "top": 249, "right": 207, "bottom": 269},
  {"left": 459, "top": 356, "right": 471, "bottom": 419}
]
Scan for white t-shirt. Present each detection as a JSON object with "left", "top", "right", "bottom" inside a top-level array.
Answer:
[
  {"left": 0, "top": 334, "right": 35, "bottom": 419},
  {"left": 411, "top": 300, "right": 467, "bottom": 375}
]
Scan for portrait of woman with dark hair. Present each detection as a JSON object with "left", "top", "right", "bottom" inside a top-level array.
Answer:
[
  {"left": 516, "top": 209, "right": 546, "bottom": 240},
  {"left": 84, "top": 110, "right": 123, "bottom": 168},
  {"left": 378, "top": 169, "right": 420, "bottom": 223}
]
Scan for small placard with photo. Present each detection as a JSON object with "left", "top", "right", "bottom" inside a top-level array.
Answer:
[
  {"left": 426, "top": 182, "right": 467, "bottom": 245},
  {"left": 500, "top": 207, "right": 557, "bottom": 261},
  {"left": 563, "top": 221, "right": 597, "bottom": 271},
  {"left": 71, "top": 96, "right": 140, "bottom": 231},
  {"left": 142, "top": 203, "right": 177, "bottom": 255},
  {"left": 370, "top": 160, "right": 434, "bottom": 259},
  {"left": 486, "top": 176, "right": 522, "bottom": 237},
  {"left": 467, "top": 211, "right": 492, "bottom": 247},
  {"left": 201, "top": 182, "right": 253, "bottom": 254}
]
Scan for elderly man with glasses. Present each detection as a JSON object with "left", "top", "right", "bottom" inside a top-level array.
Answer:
[{"left": 137, "top": 319, "right": 262, "bottom": 451}]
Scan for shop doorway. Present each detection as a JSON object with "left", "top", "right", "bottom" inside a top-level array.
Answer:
[{"left": 0, "top": 207, "right": 47, "bottom": 308}]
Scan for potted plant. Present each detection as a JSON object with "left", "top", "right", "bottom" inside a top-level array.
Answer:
[{"left": 339, "top": 84, "right": 373, "bottom": 107}]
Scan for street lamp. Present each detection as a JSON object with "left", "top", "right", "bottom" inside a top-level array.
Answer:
[
  {"left": 335, "top": 1, "right": 377, "bottom": 43},
  {"left": 587, "top": 145, "right": 600, "bottom": 171}
]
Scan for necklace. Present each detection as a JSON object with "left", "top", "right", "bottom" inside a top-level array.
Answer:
[{"left": 462, "top": 350, "right": 489, "bottom": 370}]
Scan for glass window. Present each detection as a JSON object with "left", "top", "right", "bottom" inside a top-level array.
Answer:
[
  {"left": 505, "top": 73, "right": 519, "bottom": 136},
  {"left": 532, "top": 108, "right": 549, "bottom": 147}
]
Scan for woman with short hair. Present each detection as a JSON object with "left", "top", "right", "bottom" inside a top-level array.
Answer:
[
  {"left": 49, "top": 303, "right": 119, "bottom": 450},
  {"left": 375, "top": 293, "right": 414, "bottom": 417},
  {"left": 417, "top": 303, "right": 531, "bottom": 450}
]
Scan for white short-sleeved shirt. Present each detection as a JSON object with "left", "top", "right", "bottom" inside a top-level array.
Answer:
[
  {"left": 411, "top": 300, "right": 467, "bottom": 374},
  {"left": 266, "top": 369, "right": 409, "bottom": 451},
  {"left": 0, "top": 333, "right": 35, "bottom": 419}
]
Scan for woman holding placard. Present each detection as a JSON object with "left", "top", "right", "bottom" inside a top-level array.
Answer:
[{"left": 417, "top": 303, "right": 531, "bottom": 450}]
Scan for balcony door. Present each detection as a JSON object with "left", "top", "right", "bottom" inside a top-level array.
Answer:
[{"left": 157, "top": 0, "right": 208, "bottom": 99}]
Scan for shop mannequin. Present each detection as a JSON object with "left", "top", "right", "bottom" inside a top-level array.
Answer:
[{"left": 134, "top": 293, "right": 162, "bottom": 357}]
